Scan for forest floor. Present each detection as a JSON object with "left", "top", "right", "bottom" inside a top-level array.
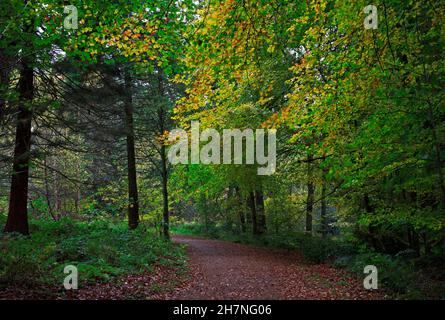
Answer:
[
  {"left": 0, "top": 234, "right": 387, "bottom": 299},
  {"left": 159, "top": 235, "right": 386, "bottom": 300}
]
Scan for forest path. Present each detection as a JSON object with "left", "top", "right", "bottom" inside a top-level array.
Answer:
[{"left": 164, "top": 235, "right": 384, "bottom": 300}]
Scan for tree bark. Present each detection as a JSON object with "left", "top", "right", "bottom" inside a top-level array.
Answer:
[
  {"left": 248, "top": 191, "right": 258, "bottom": 235},
  {"left": 4, "top": 44, "right": 34, "bottom": 234},
  {"left": 0, "top": 48, "right": 14, "bottom": 125},
  {"left": 200, "top": 193, "right": 209, "bottom": 233},
  {"left": 320, "top": 170, "right": 328, "bottom": 237},
  {"left": 43, "top": 155, "right": 56, "bottom": 221},
  {"left": 255, "top": 189, "right": 266, "bottom": 234},
  {"left": 235, "top": 187, "right": 246, "bottom": 233},
  {"left": 363, "top": 194, "right": 380, "bottom": 250},
  {"left": 123, "top": 70, "right": 139, "bottom": 230},
  {"left": 156, "top": 71, "right": 170, "bottom": 239},
  {"left": 160, "top": 144, "right": 169, "bottom": 238},
  {"left": 305, "top": 160, "right": 314, "bottom": 234}
]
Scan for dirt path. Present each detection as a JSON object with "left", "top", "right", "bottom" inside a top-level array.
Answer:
[{"left": 164, "top": 235, "right": 384, "bottom": 300}]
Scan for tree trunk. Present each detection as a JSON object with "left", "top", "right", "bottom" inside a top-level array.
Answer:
[
  {"left": 124, "top": 70, "right": 139, "bottom": 230},
  {"left": 157, "top": 71, "right": 170, "bottom": 239},
  {"left": 161, "top": 144, "right": 169, "bottom": 239},
  {"left": 200, "top": 193, "right": 209, "bottom": 233},
  {"left": 43, "top": 155, "right": 56, "bottom": 221},
  {"left": 255, "top": 189, "right": 266, "bottom": 234},
  {"left": 248, "top": 191, "right": 258, "bottom": 235},
  {"left": 4, "top": 44, "right": 34, "bottom": 235},
  {"left": 305, "top": 160, "right": 314, "bottom": 234},
  {"left": 363, "top": 194, "right": 379, "bottom": 249},
  {"left": 235, "top": 187, "right": 246, "bottom": 233},
  {"left": 0, "top": 48, "right": 14, "bottom": 125},
  {"left": 239, "top": 207, "right": 246, "bottom": 233},
  {"left": 409, "top": 226, "right": 420, "bottom": 257},
  {"left": 320, "top": 171, "right": 328, "bottom": 237}
]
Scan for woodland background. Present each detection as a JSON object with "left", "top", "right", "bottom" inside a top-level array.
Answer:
[{"left": 0, "top": 0, "right": 444, "bottom": 299}]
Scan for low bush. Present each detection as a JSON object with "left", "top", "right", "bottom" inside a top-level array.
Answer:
[
  {"left": 333, "top": 251, "right": 422, "bottom": 298},
  {"left": 0, "top": 216, "right": 186, "bottom": 294}
]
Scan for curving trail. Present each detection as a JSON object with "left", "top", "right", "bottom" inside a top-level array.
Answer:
[{"left": 164, "top": 235, "right": 385, "bottom": 300}]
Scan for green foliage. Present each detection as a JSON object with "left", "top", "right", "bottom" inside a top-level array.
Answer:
[
  {"left": 295, "top": 236, "right": 355, "bottom": 264},
  {"left": 171, "top": 221, "right": 220, "bottom": 238},
  {"left": 1, "top": 0, "right": 444, "bottom": 300},
  {"left": 172, "top": 0, "right": 445, "bottom": 264},
  {"left": 0, "top": 215, "right": 186, "bottom": 293},
  {"left": 333, "top": 252, "right": 422, "bottom": 298},
  {"left": 0, "top": 233, "right": 56, "bottom": 286}
]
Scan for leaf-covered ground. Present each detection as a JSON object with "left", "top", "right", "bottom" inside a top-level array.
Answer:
[
  {"left": 160, "top": 235, "right": 386, "bottom": 300},
  {"left": 1, "top": 235, "right": 387, "bottom": 299},
  {"left": 66, "top": 265, "right": 186, "bottom": 300}
]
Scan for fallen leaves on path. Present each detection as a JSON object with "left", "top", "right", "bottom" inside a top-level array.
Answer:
[
  {"left": 0, "top": 265, "right": 186, "bottom": 300},
  {"left": 160, "top": 235, "right": 386, "bottom": 300},
  {"left": 66, "top": 265, "right": 185, "bottom": 300},
  {"left": 1, "top": 235, "right": 387, "bottom": 300}
]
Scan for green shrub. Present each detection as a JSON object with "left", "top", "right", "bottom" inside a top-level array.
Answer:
[
  {"left": 171, "top": 221, "right": 219, "bottom": 238},
  {"left": 261, "top": 233, "right": 356, "bottom": 263},
  {"left": 0, "top": 233, "right": 56, "bottom": 286},
  {"left": 0, "top": 216, "right": 186, "bottom": 292},
  {"left": 333, "top": 251, "right": 422, "bottom": 297},
  {"left": 299, "top": 236, "right": 338, "bottom": 263}
]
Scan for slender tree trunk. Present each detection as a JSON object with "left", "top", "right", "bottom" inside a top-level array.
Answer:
[
  {"left": 430, "top": 114, "right": 445, "bottom": 204},
  {"left": 200, "top": 193, "right": 209, "bottom": 233},
  {"left": 43, "top": 155, "right": 56, "bottom": 221},
  {"left": 320, "top": 170, "right": 328, "bottom": 237},
  {"left": 4, "top": 42, "right": 34, "bottom": 234},
  {"left": 422, "top": 233, "right": 431, "bottom": 255},
  {"left": 255, "top": 189, "right": 266, "bottom": 234},
  {"left": 239, "top": 207, "right": 246, "bottom": 233},
  {"left": 305, "top": 160, "right": 314, "bottom": 234},
  {"left": 405, "top": 191, "right": 420, "bottom": 255},
  {"left": 411, "top": 227, "right": 420, "bottom": 256},
  {"left": 160, "top": 145, "right": 169, "bottom": 238},
  {"left": 157, "top": 71, "right": 170, "bottom": 239},
  {"left": 54, "top": 169, "right": 61, "bottom": 214},
  {"left": 0, "top": 48, "right": 14, "bottom": 125},
  {"left": 245, "top": 193, "right": 252, "bottom": 232},
  {"left": 248, "top": 191, "right": 258, "bottom": 235},
  {"left": 426, "top": 103, "right": 445, "bottom": 250},
  {"left": 422, "top": 64, "right": 445, "bottom": 248},
  {"left": 75, "top": 155, "right": 81, "bottom": 215},
  {"left": 123, "top": 70, "right": 139, "bottom": 229},
  {"left": 363, "top": 194, "right": 379, "bottom": 249},
  {"left": 235, "top": 187, "right": 246, "bottom": 233}
]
